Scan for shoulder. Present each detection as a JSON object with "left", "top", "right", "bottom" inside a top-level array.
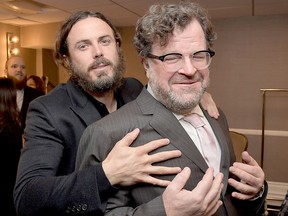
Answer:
[
  {"left": 119, "top": 77, "right": 144, "bottom": 103},
  {"left": 24, "top": 86, "right": 44, "bottom": 97},
  {"left": 122, "top": 77, "right": 143, "bottom": 87},
  {"left": 30, "top": 83, "right": 69, "bottom": 106}
]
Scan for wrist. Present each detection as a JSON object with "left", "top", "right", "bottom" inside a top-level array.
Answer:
[{"left": 249, "top": 184, "right": 265, "bottom": 201}]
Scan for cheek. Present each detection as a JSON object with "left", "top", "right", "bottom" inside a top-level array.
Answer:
[
  {"left": 70, "top": 54, "right": 89, "bottom": 70},
  {"left": 203, "top": 69, "right": 210, "bottom": 82}
]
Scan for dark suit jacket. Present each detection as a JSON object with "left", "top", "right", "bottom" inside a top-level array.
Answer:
[
  {"left": 76, "top": 88, "right": 267, "bottom": 216},
  {"left": 0, "top": 121, "right": 22, "bottom": 216},
  {"left": 20, "top": 86, "right": 44, "bottom": 131},
  {"left": 14, "top": 78, "right": 143, "bottom": 216}
]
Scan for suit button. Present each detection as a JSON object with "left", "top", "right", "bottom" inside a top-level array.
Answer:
[
  {"left": 82, "top": 204, "right": 88, "bottom": 211},
  {"left": 65, "top": 206, "right": 71, "bottom": 213},
  {"left": 71, "top": 206, "right": 76, "bottom": 212},
  {"left": 76, "top": 204, "right": 81, "bottom": 212}
]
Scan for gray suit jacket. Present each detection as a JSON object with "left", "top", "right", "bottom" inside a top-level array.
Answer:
[{"left": 76, "top": 88, "right": 266, "bottom": 216}]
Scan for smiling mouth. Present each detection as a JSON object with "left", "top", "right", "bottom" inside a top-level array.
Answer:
[{"left": 177, "top": 80, "right": 199, "bottom": 85}]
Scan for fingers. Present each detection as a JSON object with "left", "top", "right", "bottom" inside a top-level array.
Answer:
[
  {"left": 200, "top": 92, "right": 220, "bottom": 119},
  {"left": 163, "top": 168, "right": 223, "bottom": 216},
  {"left": 228, "top": 178, "right": 256, "bottom": 200},
  {"left": 192, "top": 167, "right": 215, "bottom": 196},
  {"left": 193, "top": 169, "right": 223, "bottom": 215},
  {"left": 206, "top": 200, "right": 223, "bottom": 216},
  {"left": 203, "top": 172, "right": 224, "bottom": 215},
  {"left": 115, "top": 128, "right": 140, "bottom": 147},
  {"left": 230, "top": 161, "right": 264, "bottom": 186},
  {"left": 241, "top": 151, "right": 258, "bottom": 166},
  {"left": 141, "top": 165, "right": 182, "bottom": 187},
  {"left": 138, "top": 137, "right": 171, "bottom": 153},
  {"left": 207, "top": 106, "right": 220, "bottom": 119},
  {"left": 124, "top": 130, "right": 180, "bottom": 157},
  {"left": 149, "top": 149, "right": 182, "bottom": 164},
  {"left": 229, "top": 152, "right": 265, "bottom": 200},
  {"left": 138, "top": 175, "right": 173, "bottom": 187},
  {"left": 168, "top": 167, "right": 191, "bottom": 191}
]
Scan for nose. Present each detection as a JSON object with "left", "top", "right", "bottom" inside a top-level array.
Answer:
[
  {"left": 16, "top": 66, "right": 24, "bottom": 71},
  {"left": 178, "top": 56, "right": 197, "bottom": 75},
  {"left": 92, "top": 44, "right": 103, "bottom": 58}
]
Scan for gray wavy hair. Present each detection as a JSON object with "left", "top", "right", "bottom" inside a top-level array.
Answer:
[{"left": 133, "top": 1, "right": 217, "bottom": 57}]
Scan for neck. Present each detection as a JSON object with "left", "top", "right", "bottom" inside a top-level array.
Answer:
[{"left": 88, "top": 90, "right": 117, "bottom": 113}]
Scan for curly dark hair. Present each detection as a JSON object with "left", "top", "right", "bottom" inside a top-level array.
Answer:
[{"left": 134, "top": 1, "right": 217, "bottom": 57}]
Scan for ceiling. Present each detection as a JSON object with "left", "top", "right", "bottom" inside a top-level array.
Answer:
[{"left": 0, "top": 0, "right": 288, "bottom": 27}]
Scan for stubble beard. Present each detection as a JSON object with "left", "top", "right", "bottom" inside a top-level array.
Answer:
[
  {"left": 149, "top": 72, "right": 209, "bottom": 115},
  {"left": 6, "top": 74, "right": 27, "bottom": 90}
]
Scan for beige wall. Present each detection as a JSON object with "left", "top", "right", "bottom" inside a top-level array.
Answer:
[
  {"left": 118, "top": 27, "right": 148, "bottom": 84},
  {"left": 209, "top": 15, "right": 288, "bottom": 182},
  {"left": 0, "top": 24, "right": 20, "bottom": 75},
  {"left": 1, "top": 14, "right": 287, "bottom": 182}
]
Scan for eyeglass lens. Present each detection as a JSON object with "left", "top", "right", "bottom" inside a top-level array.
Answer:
[{"left": 163, "top": 51, "right": 212, "bottom": 72}]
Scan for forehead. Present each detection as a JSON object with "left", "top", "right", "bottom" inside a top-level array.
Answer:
[
  {"left": 7, "top": 57, "right": 25, "bottom": 66},
  {"left": 67, "top": 17, "right": 114, "bottom": 43},
  {"left": 153, "top": 20, "right": 205, "bottom": 51}
]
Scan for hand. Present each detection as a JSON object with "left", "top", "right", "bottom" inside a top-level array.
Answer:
[
  {"left": 103, "top": 128, "right": 182, "bottom": 187},
  {"left": 200, "top": 92, "right": 219, "bottom": 119},
  {"left": 228, "top": 151, "right": 265, "bottom": 200},
  {"left": 163, "top": 167, "right": 223, "bottom": 216}
]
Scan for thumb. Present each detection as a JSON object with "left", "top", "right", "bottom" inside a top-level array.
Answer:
[{"left": 168, "top": 167, "right": 191, "bottom": 191}]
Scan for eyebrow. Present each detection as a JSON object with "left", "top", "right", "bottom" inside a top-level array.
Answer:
[{"left": 74, "top": 35, "right": 114, "bottom": 47}]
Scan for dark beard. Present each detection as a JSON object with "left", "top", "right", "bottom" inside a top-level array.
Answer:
[
  {"left": 70, "top": 51, "right": 125, "bottom": 94},
  {"left": 7, "top": 75, "right": 27, "bottom": 90}
]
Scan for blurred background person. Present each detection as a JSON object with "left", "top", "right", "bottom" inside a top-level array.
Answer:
[
  {"left": 27, "top": 75, "right": 46, "bottom": 94},
  {"left": 4, "top": 56, "right": 44, "bottom": 131},
  {"left": 0, "top": 77, "right": 23, "bottom": 216}
]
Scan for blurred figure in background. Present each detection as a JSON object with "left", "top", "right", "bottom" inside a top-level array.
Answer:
[
  {"left": 0, "top": 77, "right": 23, "bottom": 216},
  {"left": 27, "top": 75, "right": 46, "bottom": 94},
  {"left": 4, "top": 56, "right": 44, "bottom": 131}
]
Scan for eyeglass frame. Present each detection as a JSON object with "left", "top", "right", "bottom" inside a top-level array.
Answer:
[{"left": 146, "top": 49, "right": 215, "bottom": 71}]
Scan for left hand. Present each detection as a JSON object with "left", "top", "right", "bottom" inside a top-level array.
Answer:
[
  {"left": 200, "top": 92, "right": 219, "bottom": 119},
  {"left": 228, "top": 151, "right": 265, "bottom": 200}
]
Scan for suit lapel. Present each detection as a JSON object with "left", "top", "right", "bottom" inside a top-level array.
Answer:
[{"left": 66, "top": 80, "right": 102, "bottom": 126}]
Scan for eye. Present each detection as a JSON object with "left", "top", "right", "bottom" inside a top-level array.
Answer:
[
  {"left": 192, "top": 52, "right": 207, "bottom": 61},
  {"left": 100, "top": 38, "right": 111, "bottom": 46},
  {"left": 163, "top": 54, "right": 182, "bottom": 63},
  {"left": 77, "top": 43, "right": 89, "bottom": 50}
]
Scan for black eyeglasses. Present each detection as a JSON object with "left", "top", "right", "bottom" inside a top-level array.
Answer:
[{"left": 147, "top": 49, "right": 215, "bottom": 72}]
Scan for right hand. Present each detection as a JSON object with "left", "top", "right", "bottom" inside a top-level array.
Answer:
[
  {"left": 163, "top": 167, "right": 223, "bottom": 216},
  {"left": 102, "top": 128, "right": 182, "bottom": 187}
]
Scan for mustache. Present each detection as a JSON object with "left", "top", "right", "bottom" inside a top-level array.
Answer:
[
  {"left": 88, "top": 57, "right": 113, "bottom": 71},
  {"left": 174, "top": 71, "right": 203, "bottom": 83}
]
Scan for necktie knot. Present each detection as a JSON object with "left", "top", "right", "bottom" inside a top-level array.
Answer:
[{"left": 184, "top": 113, "right": 205, "bottom": 128}]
